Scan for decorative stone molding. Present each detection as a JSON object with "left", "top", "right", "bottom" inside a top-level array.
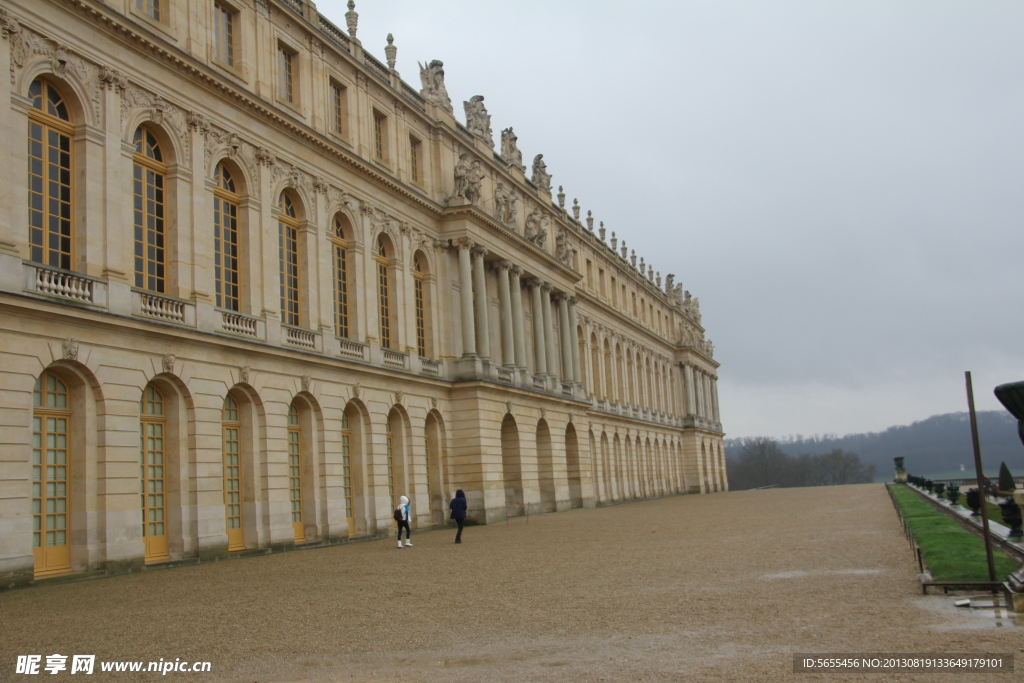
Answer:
[
  {"left": 430, "top": 397, "right": 438, "bottom": 410},
  {"left": 239, "top": 365, "right": 250, "bottom": 384},
  {"left": 203, "top": 124, "right": 261, "bottom": 183},
  {"left": 7, "top": 24, "right": 101, "bottom": 121},
  {"left": 161, "top": 354, "right": 176, "bottom": 374},
  {"left": 394, "top": 390, "right": 404, "bottom": 405},
  {"left": 98, "top": 65, "right": 128, "bottom": 92},
  {"left": 301, "top": 375, "right": 311, "bottom": 393},
  {"left": 384, "top": 34, "right": 396, "bottom": 70},
  {"left": 345, "top": 0, "right": 358, "bottom": 38},
  {"left": 524, "top": 209, "right": 549, "bottom": 249},
  {"left": 62, "top": 337, "right": 79, "bottom": 361},
  {"left": 121, "top": 85, "right": 191, "bottom": 166},
  {"left": 505, "top": 401, "right": 512, "bottom": 415},
  {"left": 352, "top": 383, "right": 362, "bottom": 399}
]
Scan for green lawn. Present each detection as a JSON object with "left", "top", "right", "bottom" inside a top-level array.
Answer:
[{"left": 888, "top": 484, "right": 1020, "bottom": 582}]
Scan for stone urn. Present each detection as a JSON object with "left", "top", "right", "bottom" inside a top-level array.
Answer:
[
  {"left": 925, "top": 480, "right": 934, "bottom": 494},
  {"left": 934, "top": 482, "right": 946, "bottom": 498},
  {"left": 999, "top": 498, "right": 1023, "bottom": 539},
  {"left": 965, "top": 488, "right": 981, "bottom": 516},
  {"left": 947, "top": 484, "right": 961, "bottom": 506}
]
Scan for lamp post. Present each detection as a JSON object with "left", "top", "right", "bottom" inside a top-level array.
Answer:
[{"left": 993, "top": 381, "right": 1024, "bottom": 540}]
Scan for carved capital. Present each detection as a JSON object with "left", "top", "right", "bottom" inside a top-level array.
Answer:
[
  {"left": 525, "top": 277, "right": 543, "bottom": 289},
  {"left": 471, "top": 245, "right": 488, "bottom": 259},
  {"left": 552, "top": 291, "right": 567, "bottom": 303},
  {"left": 455, "top": 237, "right": 475, "bottom": 251},
  {"left": 567, "top": 295, "right": 579, "bottom": 306},
  {"left": 98, "top": 65, "right": 128, "bottom": 92},
  {"left": 497, "top": 259, "right": 513, "bottom": 272},
  {"left": 255, "top": 147, "right": 275, "bottom": 167},
  {"left": 540, "top": 281, "right": 553, "bottom": 293},
  {"left": 509, "top": 265, "right": 523, "bottom": 277}
]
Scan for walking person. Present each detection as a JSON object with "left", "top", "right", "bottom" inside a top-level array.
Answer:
[
  {"left": 395, "top": 495, "right": 412, "bottom": 548},
  {"left": 449, "top": 489, "right": 467, "bottom": 543}
]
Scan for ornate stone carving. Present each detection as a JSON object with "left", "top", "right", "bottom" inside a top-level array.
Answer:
[
  {"left": 99, "top": 65, "right": 128, "bottom": 92},
  {"left": 62, "top": 337, "right": 79, "bottom": 361},
  {"left": 430, "top": 397, "right": 438, "bottom": 409},
  {"left": 572, "top": 198, "right": 580, "bottom": 221},
  {"left": 639, "top": 257, "right": 645, "bottom": 274},
  {"left": 505, "top": 401, "right": 512, "bottom": 415},
  {"left": 540, "top": 407, "right": 546, "bottom": 419},
  {"left": 452, "top": 153, "right": 470, "bottom": 200},
  {"left": 557, "top": 186, "right": 565, "bottom": 208},
  {"left": 254, "top": 0, "right": 271, "bottom": 19},
  {"left": 395, "top": 390, "right": 404, "bottom": 405},
  {"left": 586, "top": 211, "right": 593, "bottom": 232},
  {"left": 610, "top": 232, "right": 617, "bottom": 250},
  {"left": 352, "top": 383, "right": 362, "bottom": 399},
  {"left": 664, "top": 273, "right": 675, "bottom": 294},
  {"left": 672, "top": 283, "right": 684, "bottom": 306},
  {"left": 630, "top": 250, "right": 637, "bottom": 267},
  {"left": 656, "top": 272, "right": 662, "bottom": 288},
  {"left": 451, "top": 153, "right": 483, "bottom": 204},
  {"left": 555, "top": 227, "right": 573, "bottom": 266},
  {"left": 8, "top": 28, "right": 100, "bottom": 118},
  {"left": 121, "top": 86, "right": 190, "bottom": 166},
  {"left": 301, "top": 375, "right": 311, "bottom": 393},
  {"left": 312, "top": 175, "right": 329, "bottom": 195},
  {"left": 418, "top": 59, "right": 452, "bottom": 113},
  {"left": 599, "top": 221, "right": 606, "bottom": 242},
  {"left": 621, "top": 240, "right": 628, "bottom": 259},
  {"left": 500, "top": 127, "right": 524, "bottom": 171},
  {"left": 240, "top": 365, "right": 250, "bottom": 384},
  {"left": 683, "top": 291, "right": 701, "bottom": 325},
  {"left": 494, "top": 182, "right": 518, "bottom": 226},
  {"left": 162, "top": 354, "right": 175, "bottom": 375},
  {"left": 463, "top": 95, "right": 493, "bottom": 147},
  {"left": 524, "top": 209, "right": 548, "bottom": 248},
  {"left": 345, "top": 0, "right": 358, "bottom": 38},
  {"left": 531, "top": 154, "right": 551, "bottom": 191},
  {"left": 384, "top": 33, "right": 396, "bottom": 70},
  {"left": 255, "top": 146, "right": 275, "bottom": 167}
]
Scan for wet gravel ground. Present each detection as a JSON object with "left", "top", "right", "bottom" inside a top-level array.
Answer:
[{"left": 1, "top": 483, "right": 1021, "bottom": 682}]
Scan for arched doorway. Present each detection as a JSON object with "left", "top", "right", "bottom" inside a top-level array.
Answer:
[
  {"left": 565, "top": 422, "right": 582, "bottom": 508},
  {"left": 501, "top": 413, "right": 523, "bottom": 516},
  {"left": 537, "top": 419, "right": 555, "bottom": 513}
]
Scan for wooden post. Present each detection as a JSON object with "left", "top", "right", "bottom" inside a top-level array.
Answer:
[{"left": 965, "top": 371, "right": 997, "bottom": 583}]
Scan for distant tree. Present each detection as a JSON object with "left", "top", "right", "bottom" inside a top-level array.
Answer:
[
  {"left": 728, "top": 437, "right": 790, "bottom": 490},
  {"left": 998, "top": 462, "right": 1016, "bottom": 493},
  {"left": 726, "top": 441, "right": 875, "bottom": 490}
]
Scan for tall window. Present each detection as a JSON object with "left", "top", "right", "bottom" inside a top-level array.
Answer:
[
  {"left": 385, "top": 417, "right": 394, "bottom": 509},
  {"left": 413, "top": 254, "right": 426, "bottom": 357},
  {"left": 137, "top": 0, "right": 161, "bottom": 21},
  {"left": 376, "top": 237, "right": 391, "bottom": 348},
  {"left": 32, "top": 371, "right": 71, "bottom": 577},
  {"left": 213, "top": 163, "right": 240, "bottom": 311},
  {"left": 341, "top": 413, "right": 353, "bottom": 535},
  {"left": 409, "top": 136, "right": 421, "bottom": 182},
  {"left": 288, "top": 404, "right": 304, "bottom": 542},
  {"left": 222, "top": 395, "right": 243, "bottom": 551},
  {"left": 373, "top": 111, "right": 386, "bottom": 161},
  {"left": 133, "top": 126, "right": 167, "bottom": 292},
  {"left": 277, "top": 45, "right": 294, "bottom": 103},
  {"left": 330, "top": 82, "right": 346, "bottom": 136},
  {"left": 278, "top": 194, "right": 300, "bottom": 327},
  {"left": 28, "top": 79, "right": 73, "bottom": 271},
  {"left": 140, "top": 385, "right": 168, "bottom": 562},
  {"left": 331, "top": 214, "right": 349, "bottom": 338},
  {"left": 213, "top": 2, "right": 235, "bottom": 67}
]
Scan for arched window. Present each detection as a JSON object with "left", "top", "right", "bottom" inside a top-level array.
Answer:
[
  {"left": 222, "top": 395, "right": 243, "bottom": 550},
  {"left": 341, "top": 412, "right": 353, "bottom": 535},
  {"left": 140, "top": 385, "right": 168, "bottom": 562},
  {"left": 28, "top": 79, "right": 73, "bottom": 271},
  {"left": 214, "top": 163, "right": 240, "bottom": 311},
  {"left": 376, "top": 237, "right": 392, "bottom": 348},
  {"left": 331, "top": 214, "right": 350, "bottom": 338},
  {"left": 413, "top": 253, "right": 427, "bottom": 357},
  {"left": 133, "top": 126, "right": 167, "bottom": 292},
  {"left": 287, "top": 403, "right": 303, "bottom": 541},
  {"left": 278, "top": 193, "right": 300, "bottom": 326},
  {"left": 32, "top": 371, "right": 71, "bottom": 576}
]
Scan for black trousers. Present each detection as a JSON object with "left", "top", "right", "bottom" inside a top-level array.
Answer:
[
  {"left": 397, "top": 520, "right": 410, "bottom": 540},
  {"left": 454, "top": 519, "right": 464, "bottom": 541}
]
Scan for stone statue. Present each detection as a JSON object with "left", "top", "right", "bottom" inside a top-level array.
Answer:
[
  {"left": 672, "top": 283, "right": 683, "bottom": 305},
  {"left": 466, "top": 160, "right": 485, "bottom": 204},
  {"left": 452, "top": 153, "right": 471, "bottom": 199},
  {"left": 664, "top": 273, "right": 675, "bottom": 294},
  {"left": 555, "top": 227, "right": 573, "bottom": 265},
  {"left": 494, "top": 181, "right": 508, "bottom": 223},
  {"left": 525, "top": 209, "right": 548, "bottom": 247},
  {"left": 507, "top": 187, "right": 518, "bottom": 226},
  {"left": 531, "top": 154, "right": 551, "bottom": 191},
  {"left": 683, "top": 291, "right": 701, "bottom": 325},
  {"left": 463, "top": 95, "right": 493, "bottom": 147},
  {"left": 500, "top": 127, "right": 524, "bottom": 171},
  {"left": 418, "top": 59, "right": 453, "bottom": 113}
]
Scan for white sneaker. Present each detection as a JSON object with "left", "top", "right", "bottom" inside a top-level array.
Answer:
[
  {"left": 397, "top": 541, "right": 403, "bottom": 548},
  {"left": 404, "top": 540, "right": 413, "bottom": 547}
]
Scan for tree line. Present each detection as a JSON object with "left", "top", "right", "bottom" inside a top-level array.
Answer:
[{"left": 727, "top": 437, "right": 876, "bottom": 490}]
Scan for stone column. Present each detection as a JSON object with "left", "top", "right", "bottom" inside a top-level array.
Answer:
[
  {"left": 471, "top": 245, "right": 490, "bottom": 360},
  {"left": 568, "top": 296, "right": 582, "bottom": 385},
  {"left": 456, "top": 239, "right": 476, "bottom": 357},
  {"left": 555, "top": 293, "right": 574, "bottom": 382},
  {"left": 541, "top": 283, "right": 557, "bottom": 379},
  {"left": 509, "top": 266, "right": 527, "bottom": 369},
  {"left": 528, "top": 278, "right": 546, "bottom": 376},
  {"left": 711, "top": 377, "right": 720, "bottom": 423},
  {"left": 684, "top": 365, "right": 695, "bottom": 416},
  {"left": 496, "top": 260, "right": 515, "bottom": 367}
]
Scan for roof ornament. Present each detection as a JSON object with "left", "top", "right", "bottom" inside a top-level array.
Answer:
[
  {"left": 599, "top": 221, "right": 606, "bottom": 242},
  {"left": 345, "top": 1, "right": 358, "bottom": 38},
  {"left": 557, "top": 186, "right": 565, "bottom": 208},
  {"left": 385, "top": 34, "right": 397, "bottom": 70},
  {"left": 586, "top": 210, "right": 594, "bottom": 232},
  {"left": 572, "top": 198, "right": 580, "bottom": 221}
]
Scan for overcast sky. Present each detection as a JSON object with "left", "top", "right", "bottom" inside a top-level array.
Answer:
[{"left": 320, "top": 0, "right": 1024, "bottom": 438}]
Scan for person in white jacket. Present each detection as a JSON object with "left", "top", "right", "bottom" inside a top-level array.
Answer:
[{"left": 396, "top": 495, "right": 412, "bottom": 548}]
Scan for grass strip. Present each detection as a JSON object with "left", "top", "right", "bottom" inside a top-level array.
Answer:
[{"left": 888, "top": 484, "right": 1019, "bottom": 582}]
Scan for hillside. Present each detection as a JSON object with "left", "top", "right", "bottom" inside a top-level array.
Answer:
[{"left": 725, "top": 411, "right": 1024, "bottom": 481}]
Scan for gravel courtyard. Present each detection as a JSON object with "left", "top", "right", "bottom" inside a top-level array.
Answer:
[{"left": 1, "top": 483, "right": 1020, "bottom": 682}]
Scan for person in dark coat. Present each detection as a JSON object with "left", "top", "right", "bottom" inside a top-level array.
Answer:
[{"left": 449, "top": 489, "right": 467, "bottom": 543}]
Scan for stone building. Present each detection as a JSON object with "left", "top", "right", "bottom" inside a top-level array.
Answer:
[{"left": 0, "top": 0, "right": 725, "bottom": 586}]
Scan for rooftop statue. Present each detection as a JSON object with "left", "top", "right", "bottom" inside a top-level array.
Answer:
[
  {"left": 463, "top": 95, "right": 493, "bottom": 147},
  {"left": 500, "top": 127, "right": 525, "bottom": 172},
  {"left": 418, "top": 59, "right": 453, "bottom": 113},
  {"left": 531, "top": 154, "right": 551, "bottom": 191}
]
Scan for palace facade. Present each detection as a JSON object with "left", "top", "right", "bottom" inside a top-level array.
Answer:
[{"left": 0, "top": 0, "right": 725, "bottom": 586}]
